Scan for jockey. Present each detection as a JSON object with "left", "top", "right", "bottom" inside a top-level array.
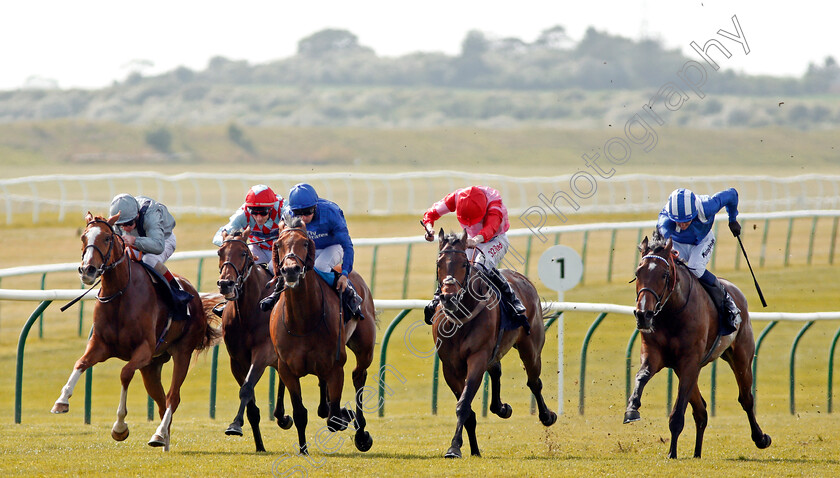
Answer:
[
  {"left": 109, "top": 193, "right": 193, "bottom": 320},
  {"left": 657, "top": 187, "right": 742, "bottom": 335},
  {"left": 421, "top": 185, "right": 529, "bottom": 332},
  {"left": 259, "top": 183, "right": 364, "bottom": 320},
  {"left": 212, "top": 185, "right": 284, "bottom": 273}
]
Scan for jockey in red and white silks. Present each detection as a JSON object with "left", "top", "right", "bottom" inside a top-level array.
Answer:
[{"left": 213, "top": 185, "right": 284, "bottom": 273}]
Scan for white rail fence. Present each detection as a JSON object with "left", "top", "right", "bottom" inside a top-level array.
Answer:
[{"left": 3, "top": 171, "right": 840, "bottom": 224}]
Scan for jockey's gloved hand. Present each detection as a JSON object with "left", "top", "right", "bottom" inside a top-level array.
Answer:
[
  {"left": 729, "top": 220, "right": 741, "bottom": 237},
  {"left": 466, "top": 234, "right": 484, "bottom": 248},
  {"left": 422, "top": 220, "right": 435, "bottom": 242}
]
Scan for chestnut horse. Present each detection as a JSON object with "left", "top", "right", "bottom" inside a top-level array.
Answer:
[
  {"left": 269, "top": 217, "right": 377, "bottom": 455},
  {"left": 52, "top": 213, "right": 221, "bottom": 451},
  {"left": 216, "top": 228, "right": 293, "bottom": 452},
  {"left": 432, "top": 230, "right": 556, "bottom": 459},
  {"left": 625, "top": 233, "right": 771, "bottom": 458}
]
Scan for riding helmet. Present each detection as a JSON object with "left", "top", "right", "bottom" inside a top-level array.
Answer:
[
  {"left": 245, "top": 184, "right": 279, "bottom": 207},
  {"left": 456, "top": 186, "right": 487, "bottom": 226},
  {"left": 665, "top": 188, "right": 699, "bottom": 223},
  {"left": 288, "top": 183, "right": 319, "bottom": 210},
  {"left": 109, "top": 194, "right": 139, "bottom": 225}
]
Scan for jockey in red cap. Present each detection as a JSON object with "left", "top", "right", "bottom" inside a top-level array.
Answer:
[
  {"left": 421, "top": 185, "right": 529, "bottom": 332},
  {"left": 213, "top": 185, "right": 284, "bottom": 272}
]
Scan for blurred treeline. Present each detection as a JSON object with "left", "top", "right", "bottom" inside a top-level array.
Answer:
[{"left": 1, "top": 27, "right": 838, "bottom": 128}]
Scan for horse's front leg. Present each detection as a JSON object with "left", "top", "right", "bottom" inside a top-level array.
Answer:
[
  {"left": 624, "top": 348, "right": 663, "bottom": 423},
  {"left": 325, "top": 366, "right": 351, "bottom": 432},
  {"left": 446, "top": 355, "right": 487, "bottom": 458},
  {"left": 487, "top": 361, "right": 512, "bottom": 419},
  {"left": 687, "top": 383, "right": 708, "bottom": 458},
  {"left": 229, "top": 362, "right": 268, "bottom": 452},
  {"left": 279, "top": 368, "right": 309, "bottom": 455},
  {"left": 667, "top": 365, "right": 701, "bottom": 459},
  {"left": 149, "top": 348, "right": 190, "bottom": 451},
  {"left": 273, "top": 370, "right": 293, "bottom": 430},
  {"left": 113, "top": 346, "right": 153, "bottom": 442},
  {"left": 52, "top": 338, "right": 109, "bottom": 414},
  {"left": 350, "top": 352, "right": 374, "bottom": 452}
]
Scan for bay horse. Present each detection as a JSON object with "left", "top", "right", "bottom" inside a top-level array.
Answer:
[
  {"left": 269, "top": 217, "right": 377, "bottom": 455},
  {"left": 51, "top": 212, "right": 221, "bottom": 451},
  {"left": 216, "top": 227, "right": 293, "bottom": 452},
  {"left": 626, "top": 233, "right": 771, "bottom": 458},
  {"left": 432, "top": 230, "right": 556, "bottom": 459}
]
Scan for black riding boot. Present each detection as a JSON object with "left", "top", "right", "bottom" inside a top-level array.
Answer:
[
  {"left": 699, "top": 271, "right": 741, "bottom": 336},
  {"left": 424, "top": 286, "right": 441, "bottom": 325},
  {"left": 169, "top": 279, "right": 193, "bottom": 320},
  {"left": 484, "top": 267, "right": 530, "bottom": 335},
  {"left": 341, "top": 282, "right": 364, "bottom": 322},
  {"left": 259, "top": 277, "right": 285, "bottom": 312}
]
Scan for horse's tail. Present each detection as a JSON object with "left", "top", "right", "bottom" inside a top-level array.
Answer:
[{"left": 195, "top": 292, "right": 225, "bottom": 352}]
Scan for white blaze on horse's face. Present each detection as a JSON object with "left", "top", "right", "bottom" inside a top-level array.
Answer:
[{"left": 82, "top": 227, "right": 102, "bottom": 266}]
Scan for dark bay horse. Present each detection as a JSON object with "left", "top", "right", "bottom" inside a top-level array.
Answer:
[
  {"left": 269, "top": 217, "right": 377, "bottom": 455},
  {"left": 432, "top": 230, "right": 556, "bottom": 459},
  {"left": 216, "top": 227, "right": 293, "bottom": 452},
  {"left": 626, "top": 233, "right": 771, "bottom": 458},
  {"left": 52, "top": 212, "right": 221, "bottom": 451}
]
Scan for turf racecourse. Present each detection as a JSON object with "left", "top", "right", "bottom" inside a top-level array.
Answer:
[{"left": 2, "top": 213, "right": 840, "bottom": 477}]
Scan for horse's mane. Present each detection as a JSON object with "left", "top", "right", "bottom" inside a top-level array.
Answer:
[
  {"left": 229, "top": 229, "right": 245, "bottom": 238},
  {"left": 644, "top": 230, "right": 688, "bottom": 268},
  {"left": 286, "top": 216, "right": 305, "bottom": 229},
  {"left": 442, "top": 232, "right": 466, "bottom": 249}
]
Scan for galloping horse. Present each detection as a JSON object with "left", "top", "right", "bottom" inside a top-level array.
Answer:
[
  {"left": 216, "top": 228, "right": 292, "bottom": 452},
  {"left": 432, "top": 230, "right": 556, "bottom": 459},
  {"left": 269, "top": 217, "right": 377, "bottom": 455},
  {"left": 52, "top": 213, "right": 221, "bottom": 451},
  {"left": 626, "top": 233, "right": 771, "bottom": 458}
]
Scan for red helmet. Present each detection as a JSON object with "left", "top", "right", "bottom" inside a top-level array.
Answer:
[
  {"left": 245, "top": 185, "right": 278, "bottom": 207},
  {"left": 456, "top": 187, "right": 487, "bottom": 226}
]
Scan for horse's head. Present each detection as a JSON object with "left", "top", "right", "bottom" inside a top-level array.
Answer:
[
  {"left": 633, "top": 233, "right": 677, "bottom": 331},
  {"left": 78, "top": 211, "right": 124, "bottom": 285},
  {"left": 216, "top": 227, "right": 254, "bottom": 300},
  {"left": 436, "top": 229, "right": 472, "bottom": 315},
  {"left": 274, "top": 216, "right": 315, "bottom": 288}
]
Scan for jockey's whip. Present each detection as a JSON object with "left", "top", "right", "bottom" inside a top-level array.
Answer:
[{"left": 736, "top": 236, "right": 767, "bottom": 307}]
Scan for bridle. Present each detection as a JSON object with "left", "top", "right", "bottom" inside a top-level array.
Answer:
[
  {"left": 218, "top": 238, "right": 255, "bottom": 301},
  {"left": 635, "top": 252, "right": 677, "bottom": 317},
  {"left": 437, "top": 246, "right": 473, "bottom": 318},
  {"left": 82, "top": 219, "right": 129, "bottom": 303},
  {"left": 277, "top": 227, "right": 311, "bottom": 278}
]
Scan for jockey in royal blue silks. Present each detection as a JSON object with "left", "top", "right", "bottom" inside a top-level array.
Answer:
[
  {"left": 656, "top": 187, "right": 743, "bottom": 335},
  {"left": 259, "top": 183, "right": 364, "bottom": 320}
]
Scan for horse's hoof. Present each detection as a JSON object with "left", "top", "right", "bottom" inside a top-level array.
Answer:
[
  {"left": 756, "top": 434, "right": 772, "bottom": 449},
  {"left": 225, "top": 424, "right": 243, "bottom": 436},
  {"left": 623, "top": 410, "right": 641, "bottom": 424},
  {"left": 51, "top": 402, "right": 69, "bottom": 414},
  {"left": 496, "top": 403, "right": 512, "bottom": 419},
  {"left": 148, "top": 434, "right": 167, "bottom": 448},
  {"left": 471, "top": 450, "right": 481, "bottom": 457},
  {"left": 277, "top": 415, "right": 293, "bottom": 430},
  {"left": 317, "top": 405, "right": 329, "bottom": 419},
  {"left": 540, "top": 410, "right": 557, "bottom": 427},
  {"left": 355, "top": 430, "right": 373, "bottom": 452},
  {"left": 444, "top": 447, "right": 462, "bottom": 459},
  {"left": 111, "top": 427, "right": 129, "bottom": 441},
  {"left": 327, "top": 415, "right": 349, "bottom": 432}
]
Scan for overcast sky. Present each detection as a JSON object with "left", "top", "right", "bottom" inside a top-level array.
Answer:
[{"left": 1, "top": 0, "right": 836, "bottom": 90}]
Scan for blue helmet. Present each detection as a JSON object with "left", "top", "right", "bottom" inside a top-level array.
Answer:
[
  {"left": 288, "top": 183, "right": 319, "bottom": 210},
  {"left": 665, "top": 188, "right": 698, "bottom": 223}
]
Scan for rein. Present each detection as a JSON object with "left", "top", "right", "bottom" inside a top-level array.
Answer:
[{"left": 219, "top": 238, "right": 256, "bottom": 302}]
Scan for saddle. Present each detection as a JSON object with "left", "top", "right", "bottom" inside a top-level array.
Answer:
[{"left": 135, "top": 260, "right": 190, "bottom": 321}]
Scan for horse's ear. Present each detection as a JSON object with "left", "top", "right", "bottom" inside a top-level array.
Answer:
[
  {"left": 242, "top": 226, "right": 251, "bottom": 240},
  {"left": 438, "top": 228, "right": 445, "bottom": 243},
  {"left": 460, "top": 229, "right": 468, "bottom": 244},
  {"left": 107, "top": 211, "right": 120, "bottom": 226},
  {"left": 639, "top": 236, "right": 649, "bottom": 253},
  {"left": 221, "top": 230, "right": 229, "bottom": 241},
  {"left": 305, "top": 238, "right": 316, "bottom": 270},
  {"left": 85, "top": 211, "right": 93, "bottom": 223},
  {"left": 665, "top": 237, "right": 673, "bottom": 252}
]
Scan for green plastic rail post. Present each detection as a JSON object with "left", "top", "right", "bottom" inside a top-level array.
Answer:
[
  {"left": 15, "top": 301, "right": 52, "bottom": 423},
  {"left": 209, "top": 344, "right": 219, "bottom": 419},
  {"left": 790, "top": 321, "right": 815, "bottom": 415},
  {"left": 752, "top": 320, "right": 777, "bottom": 401},
  {"left": 39, "top": 273, "right": 47, "bottom": 338},
  {"left": 377, "top": 309, "right": 412, "bottom": 417},
  {"left": 579, "top": 313, "right": 607, "bottom": 415},
  {"left": 827, "top": 326, "right": 840, "bottom": 413}
]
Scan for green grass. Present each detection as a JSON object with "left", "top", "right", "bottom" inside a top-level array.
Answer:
[{"left": 2, "top": 211, "right": 840, "bottom": 476}]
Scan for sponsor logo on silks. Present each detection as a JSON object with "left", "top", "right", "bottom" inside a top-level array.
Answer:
[
  {"left": 488, "top": 243, "right": 504, "bottom": 256},
  {"left": 308, "top": 231, "right": 330, "bottom": 241},
  {"left": 701, "top": 238, "right": 715, "bottom": 258}
]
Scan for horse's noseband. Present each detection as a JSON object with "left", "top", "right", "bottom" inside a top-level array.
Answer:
[
  {"left": 82, "top": 219, "right": 126, "bottom": 277},
  {"left": 636, "top": 253, "right": 675, "bottom": 316},
  {"left": 437, "top": 247, "right": 471, "bottom": 313},
  {"left": 278, "top": 228, "right": 310, "bottom": 277}
]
